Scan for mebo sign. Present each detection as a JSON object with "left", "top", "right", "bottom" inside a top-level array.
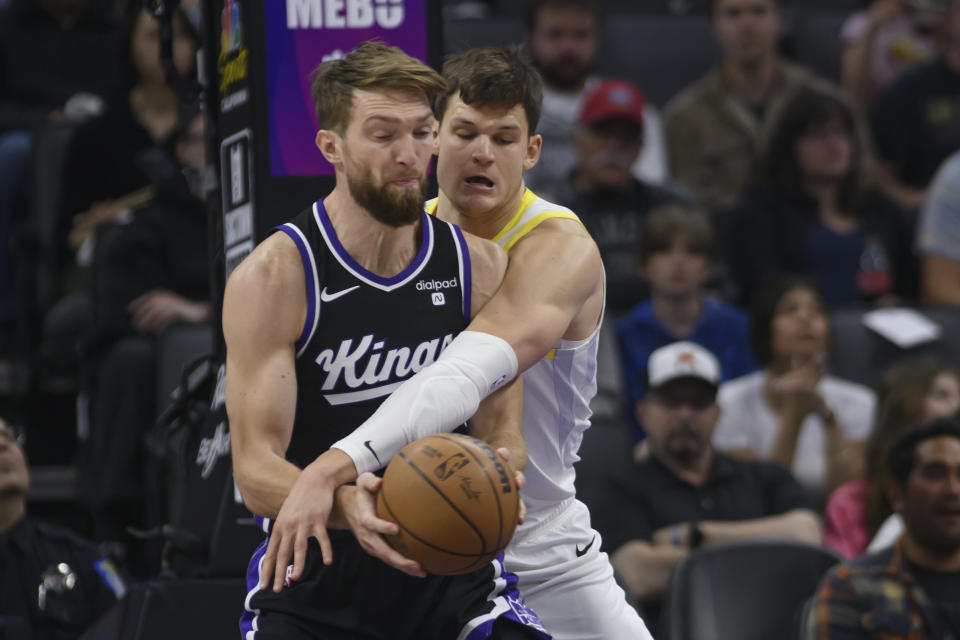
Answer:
[
  {"left": 286, "top": 0, "right": 405, "bottom": 29},
  {"left": 266, "top": 0, "right": 428, "bottom": 176}
]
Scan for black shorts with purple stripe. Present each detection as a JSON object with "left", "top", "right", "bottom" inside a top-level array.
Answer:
[{"left": 239, "top": 531, "right": 551, "bottom": 640}]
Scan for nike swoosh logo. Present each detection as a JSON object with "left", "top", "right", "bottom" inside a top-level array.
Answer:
[
  {"left": 576, "top": 535, "right": 596, "bottom": 558},
  {"left": 320, "top": 285, "right": 359, "bottom": 302},
  {"left": 364, "top": 440, "right": 382, "bottom": 467}
]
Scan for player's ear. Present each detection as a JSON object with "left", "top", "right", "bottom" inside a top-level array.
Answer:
[
  {"left": 523, "top": 134, "right": 542, "bottom": 171},
  {"left": 432, "top": 119, "right": 441, "bottom": 156},
  {"left": 316, "top": 129, "right": 342, "bottom": 166}
]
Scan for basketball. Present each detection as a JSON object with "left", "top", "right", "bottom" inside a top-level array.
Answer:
[{"left": 374, "top": 433, "right": 521, "bottom": 576}]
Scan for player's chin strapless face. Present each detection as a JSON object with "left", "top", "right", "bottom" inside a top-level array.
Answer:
[
  {"left": 437, "top": 95, "right": 532, "bottom": 217},
  {"left": 342, "top": 89, "right": 435, "bottom": 227}
]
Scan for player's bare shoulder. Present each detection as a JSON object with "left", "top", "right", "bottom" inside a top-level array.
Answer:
[
  {"left": 506, "top": 207, "right": 604, "bottom": 341},
  {"left": 460, "top": 230, "right": 507, "bottom": 316},
  {"left": 512, "top": 212, "right": 603, "bottom": 282},
  {"left": 222, "top": 231, "right": 306, "bottom": 346}
]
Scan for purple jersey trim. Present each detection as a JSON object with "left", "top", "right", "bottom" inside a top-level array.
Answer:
[
  {"left": 451, "top": 223, "right": 472, "bottom": 323},
  {"left": 239, "top": 539, "right": 268, "bottom": 639},
  {"left": 276, "top": 224, "right": 319, "bottom": 355},
  {"left": 462, "top": 555, "right": 552, "bottom": 640},
  {"left": 314, "top": 200, "right": 432, "bottom": 287}
]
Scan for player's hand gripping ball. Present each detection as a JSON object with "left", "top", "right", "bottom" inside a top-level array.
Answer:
[{"left": 374, "top": 433, "right": 521, "bottom": 575}]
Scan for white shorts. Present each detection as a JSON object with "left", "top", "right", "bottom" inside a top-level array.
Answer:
[{"left": 505, "top": 499, "right": 654, "bottom": 640}]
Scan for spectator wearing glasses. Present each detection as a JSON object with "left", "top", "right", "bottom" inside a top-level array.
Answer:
[{"left": 0, "top": 418, "right": 125, "bottom": 638}]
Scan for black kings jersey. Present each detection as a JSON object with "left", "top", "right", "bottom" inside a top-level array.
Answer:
[{"left": 276, "top": 199, "right": 472, "bottom": 469}]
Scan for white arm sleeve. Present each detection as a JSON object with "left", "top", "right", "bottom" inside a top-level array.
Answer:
[{"left": 331, "top": 330, "right": 518, "bottom": 474}]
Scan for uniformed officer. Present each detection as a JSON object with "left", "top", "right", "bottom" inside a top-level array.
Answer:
[{"left": 0, "top": 419, "right": 125, "bottom": 639}]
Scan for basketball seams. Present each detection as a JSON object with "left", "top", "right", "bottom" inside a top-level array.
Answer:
[
  {"left": 377, "top": 434, "right": 519, "bottom": 575},
  {"left": 397, "top": 450, "right": 490, "bottom": 552},
  {"left": 434, "top": 434, "right": 507, "bottom": 556},
  {"left": 377, "top": 490, "right": 487, "bottom": 575}
]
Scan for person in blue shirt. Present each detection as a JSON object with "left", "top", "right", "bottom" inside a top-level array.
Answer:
[{"left": 615, "top": 204, "right": 757, "bottom": 443}]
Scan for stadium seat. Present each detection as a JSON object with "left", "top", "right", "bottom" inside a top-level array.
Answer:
[
  {"left": 80, "top": 578, "right": 246, "bottom": 639},
  {"left": 443, "top": 17, "right": 525, "bottom": 55},
  {"left": 443, "top": 16, "right": 718, "bottom": 106},
  {"left": 155, "top": 322, "right": 214, "bottom": 419},
  {"left": 828, "top": 307, "right": 960, "bottom": 389},
  {"left": 784, "top": 11, "right": 848, "bottom": 84},
  {"left": 664, "top": 539, "right": 842, "bottom": 640}
]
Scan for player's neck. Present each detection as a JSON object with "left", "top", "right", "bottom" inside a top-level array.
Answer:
[
  {"left": 434, "top": 184, "right": 527, "bottom": 241},
  {"left": 323, "top": 189, "right": 422, "bottom": 278}
]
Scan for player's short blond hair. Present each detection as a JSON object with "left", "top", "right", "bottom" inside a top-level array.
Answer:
[{"left": 311, "top": 41, "right": 446, "bottom": 134}]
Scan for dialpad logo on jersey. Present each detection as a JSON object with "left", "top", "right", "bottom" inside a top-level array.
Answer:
[
  {"left": 433, "top": 453, "right": 470, "bottom": 481},
  {"left": 315, "top": 333, "right": 455, "bottom": 404},
  {"left": 416, "top": 277, "right": 458, "bottom": 292},
  {"left": 431, "top": 292, "right": 445, "bottom": 306}
]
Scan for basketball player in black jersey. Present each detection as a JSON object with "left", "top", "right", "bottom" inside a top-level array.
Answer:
[{"left": 223, "top": 43, "right": 549, "bottom": 639}]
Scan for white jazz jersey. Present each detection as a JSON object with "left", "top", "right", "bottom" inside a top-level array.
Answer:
[
  {"left": 429, "top": 190, "right": 653, "bottom": 640},
  {"left": 494, "top": 191, "right": 601, "bottom": 524},
  {"left": 431, "top": 189, "right": 599, "bottom": 524}
]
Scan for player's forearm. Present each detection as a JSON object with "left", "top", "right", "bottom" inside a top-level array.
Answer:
[
  {"left": 611, "top": 540, "right": 687, "bottom": 601},
  {"left": 700, "top": 509, "right": 822, "bottom": 545},
  {"left": 468, "top": 376, "right": 527, "bottom": 470},
  {"left": 232, "top": 448, "right": 302, "bottom": 518},
  {"left": 331, "top": 331, "right": 518, "bottom": 475}
]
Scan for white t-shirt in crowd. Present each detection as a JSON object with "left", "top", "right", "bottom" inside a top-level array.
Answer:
[{"left": 713, "top": 371, "right": 876, "bottom": 492}]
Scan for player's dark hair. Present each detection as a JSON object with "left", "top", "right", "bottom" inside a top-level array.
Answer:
[
  {"left": 749, "top": 275, "right": 826, "bottom": 367},
  {"left": 523, "top": 0, "right": 599, "bottom": 33},
  {"left": 887, "top": 417, "right": 960, "bottom": 488},
  {"left": 761, "top": 88, "right": 867, "bottom": 215},
  {"left": 437, "top": 46, "right": 543, "bottom": 136},
  {"left": 637, "top": 204, "right": 714, "bottom": 267},
  {"left": 311, "top": 41, "right": 446, "bottom": 134}
]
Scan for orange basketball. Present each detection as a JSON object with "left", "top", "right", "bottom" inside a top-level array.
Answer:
[{"left": 374, "top": 433, "right": 520, "bottom": 576}]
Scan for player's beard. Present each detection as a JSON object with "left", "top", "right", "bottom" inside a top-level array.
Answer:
[{"left": 347, "top": 162, "right": 427, "bottom": 228}]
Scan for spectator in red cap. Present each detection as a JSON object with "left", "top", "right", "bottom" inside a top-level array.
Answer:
[
  {"left": 539, "top": 78, "right": 694, "bottom": 314},
  {"left": 521, "top": 0, "right": 669, "bottom": 193}
]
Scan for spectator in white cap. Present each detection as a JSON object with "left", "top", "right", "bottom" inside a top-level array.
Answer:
[{"left": 586, "top": 340, "right": 822, "bottom": 634}]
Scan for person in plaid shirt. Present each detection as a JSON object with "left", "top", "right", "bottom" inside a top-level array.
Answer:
[{"left": 804, "top": 417, "right": 960, "bottom": 639}]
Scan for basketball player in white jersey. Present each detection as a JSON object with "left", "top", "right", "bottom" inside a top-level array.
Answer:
[{"left": 262, "top": 46, "right": 653, "bottom": 639}]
